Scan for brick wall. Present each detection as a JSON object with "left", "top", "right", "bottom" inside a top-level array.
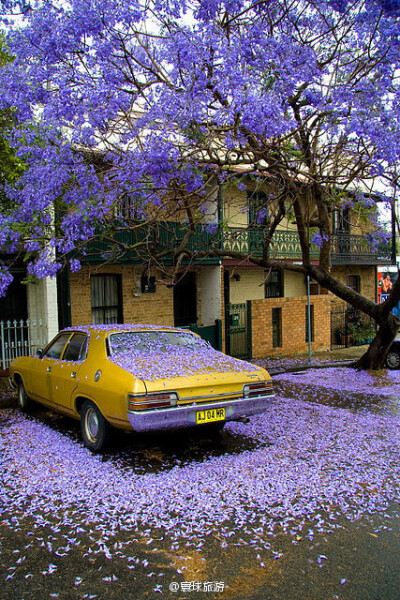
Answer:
[
  {"left": 331, "top": 265, "right": 376, "bottom": 302},
  {"left": 251, "top": 295, "right": 332, "bottom": 358},
  {"left": 69, "top": 265, "right": 174, "bottom": 326}
]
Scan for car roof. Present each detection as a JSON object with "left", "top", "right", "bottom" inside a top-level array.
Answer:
[{"left": 62, "top": 324, "right": 186, "bottom": 335}]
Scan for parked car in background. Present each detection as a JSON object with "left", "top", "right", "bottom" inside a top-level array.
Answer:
[
  {"left": 385, "top": 339, "right": 400, "bottom": 369},
  {"left": 9, "top": 324, "right": 274, "bottom": 452}
]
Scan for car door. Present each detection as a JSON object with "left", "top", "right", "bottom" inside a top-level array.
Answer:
[
  {"left": 50, "top": 332, "right": 87, "bottom": 412},
  {"left": 29, "top": 333, "right": 72, "bottom": 405}
]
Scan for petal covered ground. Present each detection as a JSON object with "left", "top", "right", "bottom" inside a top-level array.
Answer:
[{"left": 1, "top": 366, "right": 400, "bottom": 562}]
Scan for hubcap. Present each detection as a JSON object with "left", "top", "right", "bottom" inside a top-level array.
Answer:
[
  {"left": 386, "top": 351, "right": 400, "bottom": 369},
  {"left": 86, "top": 407, "right": 99, "bottom": 441}
]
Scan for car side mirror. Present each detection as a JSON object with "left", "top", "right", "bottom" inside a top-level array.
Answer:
[{"left": 36, "top": 349, "right": 43, "bottom": 359}]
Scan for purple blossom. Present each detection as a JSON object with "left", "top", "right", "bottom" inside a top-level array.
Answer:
[
  {"left": 0, "top": 0, "right": 399, "bottom": 297},
  {"left": 202, "top": 222, "right": 219, "bottom": 234},
  {"left": 0, "top": 269, "right": 13, "bottom": 297},
  {"left": 311, "top": 231, "right": 329, "bottom": 248}
]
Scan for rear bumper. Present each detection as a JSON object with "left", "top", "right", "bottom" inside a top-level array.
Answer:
[{"left": 127, "top": 394, "right": 273, "bottom": 432}]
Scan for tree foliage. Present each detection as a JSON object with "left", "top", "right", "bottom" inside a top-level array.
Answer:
[{"left": 0, "top": 0, "right": 400, "bottom": 366}]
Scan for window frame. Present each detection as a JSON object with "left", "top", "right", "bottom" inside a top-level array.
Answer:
[
  {"left": 272, "top": 307, "right": 282, "bottom": 348},
  {"left": 43, "top": 333, "right": 71, "bottom": 360},
  {"left": 265, "top": 270, "right": 283, "bottom": 298},
  {"left": 63, "top": 333, "right": 88, "bottom": 362},
  {"left": 91, "top": 274, "right": 123, "bottom": 325},
  {"left": 248, "top": 191, "right": 269, "bottom": 228}
]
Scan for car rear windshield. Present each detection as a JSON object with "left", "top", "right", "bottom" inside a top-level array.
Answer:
[{"left": 108, "top": 330, "right": 207, "bottom": 355}]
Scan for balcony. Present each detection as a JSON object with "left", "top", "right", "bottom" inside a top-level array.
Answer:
[
  {"left": 77, "top": 223, "right": 393, "bottom": 266},
  {"left": 222, "top": 228, "right": 393, "bottom": 265}
]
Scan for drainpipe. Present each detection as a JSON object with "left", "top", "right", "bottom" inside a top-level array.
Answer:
[{"left": 307, "top": 275, "right": 312, "bottom": 363}]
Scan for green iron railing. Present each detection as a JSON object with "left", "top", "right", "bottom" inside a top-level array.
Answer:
[
  {"left": 222, "top": 228, "right": 392, "bottom": 264},
  {"left": 77, "top": 223, "right": 393, "bottom": 266}
]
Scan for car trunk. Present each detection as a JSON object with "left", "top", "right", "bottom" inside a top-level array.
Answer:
[{"left": 143, "top": 368, "right": 266, "bottom": 405}]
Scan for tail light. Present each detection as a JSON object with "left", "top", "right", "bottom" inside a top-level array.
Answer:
[
  {"left": 243, "top": 381, "right": 273, "bottom": 398},
  {"left": 128, "top": 392, "right": 178, "bottom": 411}
]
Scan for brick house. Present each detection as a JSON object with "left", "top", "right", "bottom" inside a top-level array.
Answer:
[{"left": 55, "top": 180, "right": 394, "bottom": 360}]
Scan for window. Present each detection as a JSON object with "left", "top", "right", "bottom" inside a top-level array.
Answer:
[
  {"left": 44, "top": 333, "right": 71, "bottom": 359},
  {"left": 346, "top": 275, "right": 360, "bottom": 293},
  {"left": 248, "top": 191, "right": 269, "bottom": 227},
  {"left": 332, "top": 207, "right": 350, "bottom": 233},
  {"left": 346, "top": 275, "right": 361, "bottom": 318},
  {"left": 265, "top": 270, "right": 283, "bottom": 298},
  {"left": 63, "top": 333, "right": 88, "bottom": 361},
  {"left": 272, "top": 308, "right": 282, "bottom": 348},
  {"left": 305, "top": 304, "right": 315, "bottom": 343},
  {"left": 91, "top": 274, "right": 123, "bottom": 324}
]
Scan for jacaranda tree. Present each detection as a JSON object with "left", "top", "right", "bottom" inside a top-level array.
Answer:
[{"left": 0, "top": 0, "right": 400, "bottom": 368}]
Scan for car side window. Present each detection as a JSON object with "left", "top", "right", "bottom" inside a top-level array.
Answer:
[
  {"left": 63, "top": 333, "right": 88, "bottom": 362},
  {"left": 44, "top": 333, "right": 71, "bottom": 359}
]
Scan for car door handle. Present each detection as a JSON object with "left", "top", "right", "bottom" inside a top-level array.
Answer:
[{"left": 47, "top": 366, "right": 52, "bottom": 372}]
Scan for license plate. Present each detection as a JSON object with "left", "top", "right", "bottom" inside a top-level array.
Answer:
[{"left": 196, "top": 407, "right": 225, "bottom": 424}]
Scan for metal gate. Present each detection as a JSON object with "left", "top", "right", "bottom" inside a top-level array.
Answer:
[
  {"left": 331, "top": 308, "right": 359, "bottom": 349},
  {"left": 225, "top": 302, "right": 251, "bottom": 359},
  {"left": 0, "top": 319, "right": 47, "bottom": 372},
  {"left": 331, "top": 309, "right": 348, "bottom": 349}
]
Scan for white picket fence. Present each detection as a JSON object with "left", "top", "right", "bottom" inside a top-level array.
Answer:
[{"left": 0, "top": 319, "right": 48, "bottom": 371}]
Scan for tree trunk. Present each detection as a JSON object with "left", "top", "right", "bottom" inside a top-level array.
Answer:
[{"left": 354, "top": 314, "right": 400, "bottom": 370}]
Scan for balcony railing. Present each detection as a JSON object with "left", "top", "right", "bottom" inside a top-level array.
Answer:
[
  {"left": 222, "top": 228, "right": 393, "bottom": 265},
  {"left": 78, "top": 223, "right": 393, "bottom": 266}
]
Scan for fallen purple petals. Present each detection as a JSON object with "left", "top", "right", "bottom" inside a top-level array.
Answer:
[{"left": 1, "top": 367, "right": 400, "bottom": 565}]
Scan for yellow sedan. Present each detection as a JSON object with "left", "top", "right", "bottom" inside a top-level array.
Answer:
[{"left": 9, "top": 324, "right": 274, "bottom": 452}]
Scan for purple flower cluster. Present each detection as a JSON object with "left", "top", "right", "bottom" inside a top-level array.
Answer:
[{"left": 0, "top": 1, "right": 399, "bottom": 292}]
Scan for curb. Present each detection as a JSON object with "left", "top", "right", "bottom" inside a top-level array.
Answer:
[{"left": 269, "top": 359, "right": 356, "bottom": 377}]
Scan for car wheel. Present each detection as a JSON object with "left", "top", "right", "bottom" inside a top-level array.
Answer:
[
  {"left": 385, "top": 349, "right": 400, "bottom": 369},
  {"left": 80, "top": 400, "right": 111, "bottom": 452},
  {"left": 17, "top": 381, "right": 34, "bottom": 412}
]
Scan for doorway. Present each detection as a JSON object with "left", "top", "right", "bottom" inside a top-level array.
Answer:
[{"left": 173, "top": 272, "right": 197, "bottom": 326}]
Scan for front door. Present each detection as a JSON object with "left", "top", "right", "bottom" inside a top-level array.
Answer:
[{"left": 173, "top": 272, "right": 197, "bottom": 327}]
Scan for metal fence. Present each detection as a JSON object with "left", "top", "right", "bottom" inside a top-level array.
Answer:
[
  {"left": 330, "top": 308, "right": 375, "bottom": 350},
  {"left": 0, "top": 319, "right": 48, "bottom": 371}
]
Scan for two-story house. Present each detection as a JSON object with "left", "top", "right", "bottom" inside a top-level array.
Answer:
[{"left": 52, "top": 178, "right": 393, "bottom": 360}]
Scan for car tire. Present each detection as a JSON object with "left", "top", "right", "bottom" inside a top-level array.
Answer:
[
  {"left": 80, "top": 400, "right": 111, "bottom": 453},
  {"left": 17, "top": 381, "right": 34, "bottom": 412},
  {"left": 385, "top": 349, "right": 400, "bottom": 370}
]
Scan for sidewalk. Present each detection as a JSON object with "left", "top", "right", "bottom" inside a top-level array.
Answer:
[{"left": 254, "top": 344, "right": 368, "bottom": 376}]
